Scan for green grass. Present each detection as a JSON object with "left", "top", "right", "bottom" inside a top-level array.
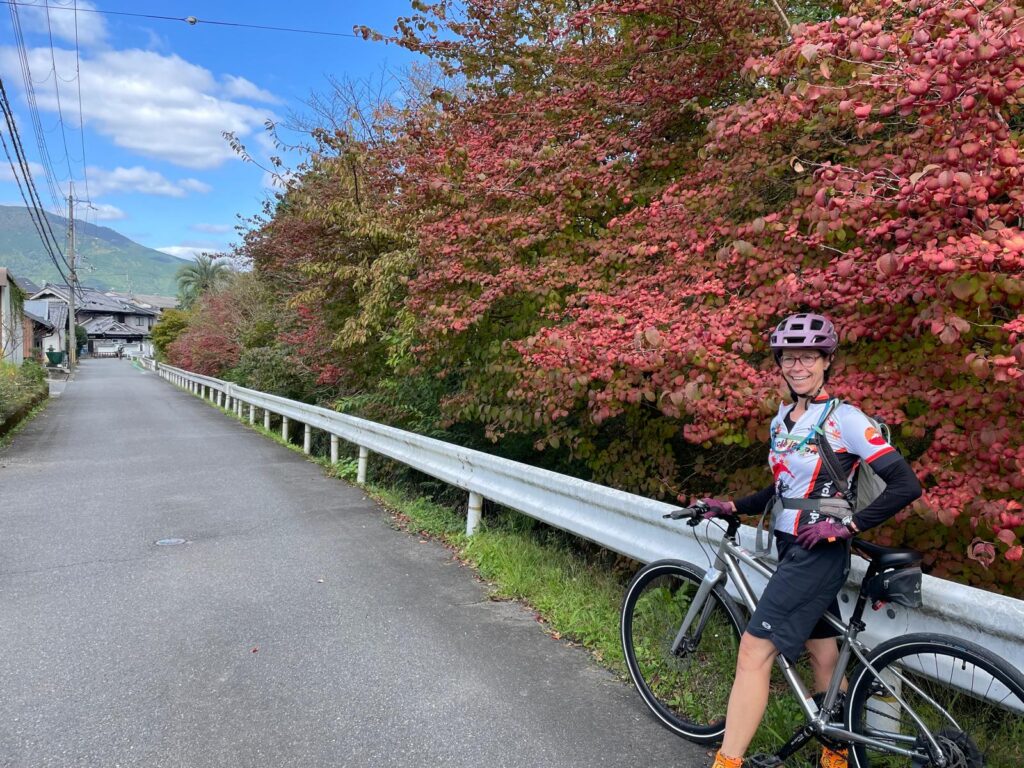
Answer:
[{"left": 0, "top": 396, "right": 49, "bottom": 450}]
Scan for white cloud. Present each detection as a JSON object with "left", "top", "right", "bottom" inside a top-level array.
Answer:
[
  {"left": 158, "top": 246, "right": 211, "bottom": 261},
  {"left": 192, "top": 223, "right": 233, "bottom": 234},
  {"left": 0, "top": 159, "right": 45, "bottom": 183},
  {"left": 0, "top": 46, "right": 278, "bottom": 169},
  {"left": 17, "top": 1, "right": 108, "bottom": 48},
  {"left": 86, "top": 166, "right": 211, "bottom": 197},
  {"left": 222, "top": 75, "right": 281, "bottom": 104},
  {"left": 88, "top": 203, "right": 126, "bottom": 220},
  {"left": 157, "top": 243, "right": 229, "bottom": 261}
]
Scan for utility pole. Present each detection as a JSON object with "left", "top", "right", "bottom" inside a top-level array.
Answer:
[{"left": 67, "top": 185, "right": 77, "bottom": 369}]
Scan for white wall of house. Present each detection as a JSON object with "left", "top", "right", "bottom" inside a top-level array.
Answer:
[{"left": 1, "top": 274, "right": 25, "bottom": 364}]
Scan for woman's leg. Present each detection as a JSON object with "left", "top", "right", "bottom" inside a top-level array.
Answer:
[
  {"left": 804, "top": 636, "right": 841, "bottom": 692},
  {"left": 719, "top": 632, "right": 779, "bottom": 758}
]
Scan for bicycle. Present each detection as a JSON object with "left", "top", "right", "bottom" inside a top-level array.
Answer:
[{"left": 620, "top": 502, "right": 1024, "bottom": 768}]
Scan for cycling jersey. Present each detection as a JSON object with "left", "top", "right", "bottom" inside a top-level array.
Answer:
[{"left": 766, "top": 395, "right": 898, "bottom": 534}]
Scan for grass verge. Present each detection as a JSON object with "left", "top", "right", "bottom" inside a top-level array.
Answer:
[{"left": 0, "top": 395, "right": 49, "bottom": 450}]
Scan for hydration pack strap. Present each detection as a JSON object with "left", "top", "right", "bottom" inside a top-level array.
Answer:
[
  {"left": 810, "top": 399, "right": 852, "bottom": 499},
  {"left": 755, "top": 495, "right": 853, "bottom": 555}
]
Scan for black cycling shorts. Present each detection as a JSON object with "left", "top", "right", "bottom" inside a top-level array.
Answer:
[{"left": 746, "top": 532, "right": 849, "bottom": 663}]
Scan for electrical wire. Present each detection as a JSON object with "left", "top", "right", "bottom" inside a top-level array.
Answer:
[
  {"left": 0, "top": 129, "right": 71, "bottom": 287},
  {"left": 0, "top": 1, "right": 361, "bottom": 37},
  {"left": 72, "top": 0, "right": 90, "bottom": 201},
  {"left": 7, "top": 2, "right": 64, "bottom": 211},
  {"left": 43, "top": 0, "right": 75, "bottom": 180},
  {"left": 0, "top": 77, "right": 76, "bottom": 288}
]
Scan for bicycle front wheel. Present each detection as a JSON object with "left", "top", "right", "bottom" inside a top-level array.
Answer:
[
  {"left": 846, "top": 633, "right": 1024, "bottom": 768},
  {"left": 620, "top": 560, "right": 745, "bottom": 743}
]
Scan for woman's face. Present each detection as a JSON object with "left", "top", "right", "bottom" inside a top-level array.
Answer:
[{"left": 778, "top": 348, "right": 829, "bottom": 397}]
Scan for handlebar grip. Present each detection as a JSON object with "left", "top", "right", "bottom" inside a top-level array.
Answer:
[{"left": 663, "top": 500, "right": 710, "bottom": 520}]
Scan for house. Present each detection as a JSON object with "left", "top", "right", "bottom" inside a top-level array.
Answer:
[
  {"left": 29, "top": 283, "right": 161, "bottom": 356},
  {"left": 23, "top": 299, "right": 67, "bottom": 362},
  {"left": 0, "top": 267, "right": 25, "bottom": 364}
]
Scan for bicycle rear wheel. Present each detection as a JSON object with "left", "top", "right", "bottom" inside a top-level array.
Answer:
[
  {"left": 846, "top": 633, "right": 1024, "bottom": 768},
  {"left": 620, "top": 560, "right": 745, "bottom": 743}
]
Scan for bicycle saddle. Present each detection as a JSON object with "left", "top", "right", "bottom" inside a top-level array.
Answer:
[{"left": 852, "top": 539, "right": 922, "bottom": 570}]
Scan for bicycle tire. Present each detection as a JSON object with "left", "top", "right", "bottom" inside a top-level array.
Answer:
[
  {"left": 846, "top": 633, "right": 1024, "bottom": 768},
  {"left": 620, "top": 559, "right": 745, "bottom": 743}
]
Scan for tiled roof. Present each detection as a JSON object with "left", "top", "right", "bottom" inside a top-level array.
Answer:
[
  {"left": 104, "top": 291, "right": 178, "bottom": 311},
  {"left": 79, "top": 315, "right": 147, "bottom": 337},
  {"left": 32, "top": 283, "right": 159, "bottom": 316},
  {"left": 47, "top": 302, "right": 68, "bottom": 329},
  {"left": 23, "top": 309, "right": 53, "bottom": 330},
  {"left": 12, "top": 275, "right": 41, "bottom": 295}
]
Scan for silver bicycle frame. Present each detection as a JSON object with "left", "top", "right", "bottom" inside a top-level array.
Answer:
[{"left": 669, "top": 532, "right": 951, "bottom": 764}]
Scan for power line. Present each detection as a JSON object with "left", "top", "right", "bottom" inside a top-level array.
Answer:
[
  {"left": 0, "top": 127, "right": 68, "bottom": 285},
  {"left": 0, "top": 1, "right": 361, "bottom": 37},
  {"left": 7, "top": 1, "right": 64, "bottom": 211},
  {"left": 0, "top": 76, "right": 75, "bottom": 287},
  {"left": 43, "top": 0, "right": 75, "bottom": 181},
  {"left": 72, "top": 0, "right": 90, "bottom": 201}
]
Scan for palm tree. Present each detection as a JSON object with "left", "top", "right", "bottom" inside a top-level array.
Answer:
[{"left": 176, "top": 253, "right": 232, "bottom": 308}]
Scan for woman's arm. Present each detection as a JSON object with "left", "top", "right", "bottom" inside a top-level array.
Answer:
[
  {"left": 851, "top": 455, "right": 922, "bottom": 531},
  {"left": 733, "top": 485, "right": 775, "bottom": 516}
]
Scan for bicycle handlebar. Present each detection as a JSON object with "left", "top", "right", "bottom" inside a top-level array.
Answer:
[{"left": 663, "top": 500, "right": 711, "bottom": 524}]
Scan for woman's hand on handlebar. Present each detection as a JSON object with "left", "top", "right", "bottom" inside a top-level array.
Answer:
[
  {"left": 663, "top": 498, "right": 737, "bottom": 523},
  {"left": 699, "top": 498, "right": 736, "bottom": 520}
]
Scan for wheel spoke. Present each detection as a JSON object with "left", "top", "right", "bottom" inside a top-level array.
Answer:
[
  {"left": 622, "top": 563, "right": 743, "bottom": 743},
  {"left": 849, "top": 639, "right": 1024, "bottom": 768}
]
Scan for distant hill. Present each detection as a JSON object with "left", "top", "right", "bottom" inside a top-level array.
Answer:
[{"left": 0, "top": 205, "right": 189, "bottom": 295}]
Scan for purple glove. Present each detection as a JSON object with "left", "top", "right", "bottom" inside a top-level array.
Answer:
[
  {"left": 699, "top": 498, "right": 735, "bottom": 520},
  {"left": 795, "top": 519, "right": 854, "bottom": 549}
]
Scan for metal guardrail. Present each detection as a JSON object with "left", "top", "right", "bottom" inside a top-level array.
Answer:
[{"left": 151, "top": 361, "right": 1024, "bottom": 673}]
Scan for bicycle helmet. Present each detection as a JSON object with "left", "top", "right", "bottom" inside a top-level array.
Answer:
[
  {"left": 770, "top": 313, "right": 839, "bottom": 357},
  {"left": 865, "top": 565, "right": 923, "bottom": 608}
]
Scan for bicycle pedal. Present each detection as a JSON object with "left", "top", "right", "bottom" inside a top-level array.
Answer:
[{"left": 745, "top": 755, "right": 785, "bottom": 768}]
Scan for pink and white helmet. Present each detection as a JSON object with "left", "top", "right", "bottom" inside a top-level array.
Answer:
[{"left": 770, "top": 313, "right": 839, "bottom": 356}]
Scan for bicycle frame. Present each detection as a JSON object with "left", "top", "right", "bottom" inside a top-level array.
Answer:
[{"left": 669, "top": 529, "right": 953, "bottom": 765}]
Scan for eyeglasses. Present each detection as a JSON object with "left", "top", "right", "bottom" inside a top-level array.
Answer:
[{"left": 779, "top": 352, "right": 823, "bottom": 368}]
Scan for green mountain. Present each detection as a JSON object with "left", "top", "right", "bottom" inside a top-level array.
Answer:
[{"left": 0, "top": 205, "right": 187, "bottom": 295}]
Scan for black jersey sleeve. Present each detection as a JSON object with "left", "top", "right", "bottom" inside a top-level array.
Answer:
[
  {"left": 851, "top": 452, "right": 922, "bottom": 531},
  {"left": 734, "top": 484, "right": 775, "bottom": 517}
]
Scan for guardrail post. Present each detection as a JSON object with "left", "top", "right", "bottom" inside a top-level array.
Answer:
[
  {"left": 466, "top": 492, "right": 484, "bottom": 536},
  {"left": 218, "top": 391, "right": 224, "bottom": 408},
  {"left": 303, "top": 424, "right": 312, "bottom": 454},
  {"left": 330, "top": 435, "right": 339, "bottom": 464},
  {"left": 282, "top": 416, "right": 290, "bottom": 442},
  {"left": 249, "top": 404, "right": 255, "bottom": 424},
  {"left": 236, "top": 400, "right": 243, "bottom": 418},
  {"left": 357, "top": 446, "right": 368, "bottom": 484},
  {"left": 264, "top": 409, "right": 271, "bottom": 430},
  {"left": 867, "top": 669, "right": 902, "bottom": 732}
]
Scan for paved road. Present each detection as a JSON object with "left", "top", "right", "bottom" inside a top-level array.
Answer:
[{"left": 0, "top": 360, "right": 707, "bottom": 768}]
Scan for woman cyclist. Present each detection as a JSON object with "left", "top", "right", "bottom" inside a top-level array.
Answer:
[{"left": 703, "top": 313, "right": 922, "bottom": 768}]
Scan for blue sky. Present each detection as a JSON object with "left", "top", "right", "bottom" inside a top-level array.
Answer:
[{"left": 0, "top": 1, "right": 424, "bottom": 262}]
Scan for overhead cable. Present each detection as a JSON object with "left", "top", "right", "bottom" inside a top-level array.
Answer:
[
  {"left": 0, "top": 1, "right": 360, "bottom": 37},
  {"left": 44, "top": 0, "right": 76, "bottom": 180},
  {"left": 0, "top": 77, "right": 74, "bottom": 284},
  {"left": 7, "top": 2, "right": 65, "bottom": 211},
  {"left": 72, "top": 0, "right": 90, "bottom": 201}
]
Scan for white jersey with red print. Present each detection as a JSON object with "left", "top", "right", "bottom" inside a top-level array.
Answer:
[{"left": 769, "top": 395, "right": 895, "bottom": 535}]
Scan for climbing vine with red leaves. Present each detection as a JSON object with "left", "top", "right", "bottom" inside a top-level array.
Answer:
[
  {"left": 381, "top": 0, "right": 1024, "bottom": 590},
  {"left": 175, "top": 0, "right": 1023, "bottom": 592}
]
